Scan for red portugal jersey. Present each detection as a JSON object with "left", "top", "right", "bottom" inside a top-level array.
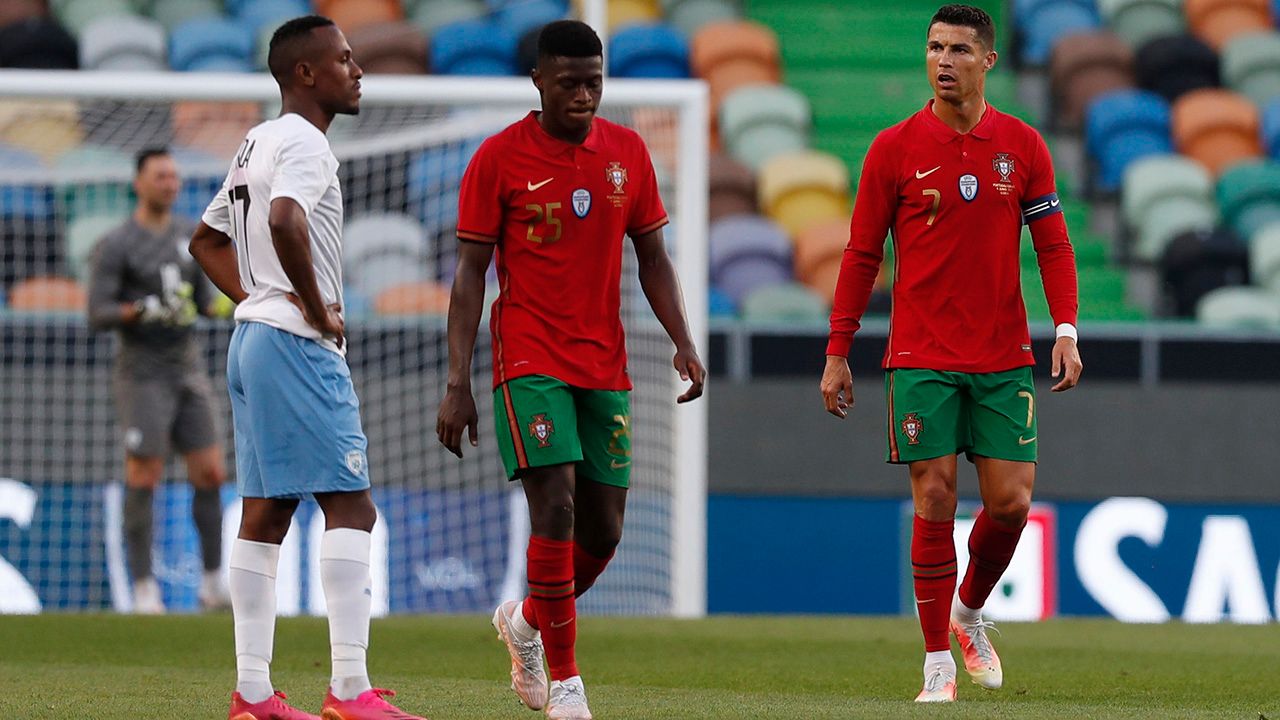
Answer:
[
  {"left": 458, "top": 112, "right": 668, "bottom": 390},
  {"left": 827, "top": 101, "right": 1079, "bottom": 372}
]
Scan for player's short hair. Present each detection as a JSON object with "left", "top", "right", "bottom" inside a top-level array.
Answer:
[
  {"left": 134, "top": 147, "right": 170, "bottom": 175},
  {"left": 537, "top": 20, "right": 603, "bottom": 60},
  {"left": 267, "top": 15, "right": 336, "bottom": 82},
  {"left": 929, "top": 4, "right": 995, "bottom": 50}
]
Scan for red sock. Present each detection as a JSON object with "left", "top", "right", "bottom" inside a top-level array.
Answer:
[
  {"left": 573, "top": 543, "right": 614, "bottom": 597},
  {"left": 958, "top": 510, "right": 1024, "bottom": 611},
  {"left": 526, "top": 535, "right": 577, "bottom": 680},
  {"left": 911, "top": 515, "right": 957, "bottom": 653}
]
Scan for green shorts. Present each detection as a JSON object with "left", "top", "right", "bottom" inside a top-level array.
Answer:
[
  {"left": 885, "top": 367, "right": 1038, "bottom": 464},
  {"left": 493, "top": 374, "right": 632, "bottom": 487}
]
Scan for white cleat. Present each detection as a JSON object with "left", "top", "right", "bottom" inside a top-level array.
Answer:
[
  {"left": 951, "top": 617, "right": 1003, "bottom": 689},
  {"left": 545, "top": 677, "right": 592, "bottom": 719},
  {"left": 199, "top": 570, "right": 232, "bottom": 611},
  {"left": 131, "top": 576, "right": 166, "bottom": 615},
  {"left": 914, "top": 667, "right": 957, "bottom": 703},
  {"left": 492, "top": 600, "right": 549, "bottom": 710}
]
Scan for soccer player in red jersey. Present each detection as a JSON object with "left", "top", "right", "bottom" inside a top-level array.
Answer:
[
  {"left": 819, "top": 4, "right": 1083, "bottom": 703},
  {"left": 436, "top": 20, "right": 705, "bottom": 720}
]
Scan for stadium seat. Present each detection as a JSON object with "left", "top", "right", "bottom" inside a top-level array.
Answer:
[
  {"left": 1260, "top": 97, "right": 1280, "bottom": 157},
  {"left": 708, "top": 152, "right": 756, "bottom": 221},
  {"left": 347, "top": 21, "right": 428, "bottom": 74},
  {"left": 691, "top": 21, "right": 781, "bottom": 113},
  {"left": 496, "top": 0, "right": 565, "bottom": 40},
  {"left": 7, "top": 276, "right": 86, "bottom": 313},
  {"left": 234, "top": 0, "right": 312, "bottom": 37},
  {"left": 792, "top": 219, "right": 848, "bottom": 301},
  {"left": 719, "top": 84, "right": 810, "bottom": 170},
  {"left": 1221, "top": 31, "right": 1280, "bottom": 106},
  {"left": 170, "top": 18, "right": 254, "bottom": 72},
  {"left": 225, "top": 0, "right": 311, "bottom": 15},
  {"left": 1217, "top": 161, "right": 1280, "bottom": 237},
  {"left": 1159, "top": 227, "right": 1250, "bottom": 316},
  {"left": 1083, "top": 89, "right": 1173, "bottom": 191},
  {"left": 79, "top": 15, "right": 166, "bottom": 71},
  {"left": 1098, "top": 0, "right": 1185, "bottom": 48},
  {"left": 150, "top": 0, "right": 223, "bottom": 33},
  {"left": 66, "top": 214, "right": 129, "bottom": 282},
  {"left": 1248, "top": 221, "right": 1280, "bottom": 292},
  {"left": 1049, "top": 31, "right": 1135, "bottom": 130},
  {"left": 1018, "top": 1, "right": 1100, "bottom": 66},
  {"left": 1121, "top": 154, "right": 1214, "bottom": 231},
  {"left": 1134, "top": 34, "right": 1221, "bottom": 104},
  {"left": 0, "top": 17, "right": 78, "bottom": 69},
  {"left": 0, "top": 145, "right": 52, "bottom": 220},
  {"left": 608, "top": 0, "right": 661, "bottom": 32},
  {"left": 609, "top": 24, "right": 689, "bottom": 78},
  {"left": 1171, "top": 88, "right": 1262, "bottom": 176},
  {"left": 0, "top": 100, "right": 83, "bottom": 164},
  {"left": 172, "top": 101, "right": 261, "bottom": 157},
  {"left": 665, "top": 0, "right": 740, "bottom": 39},
  {"left": 372, "top": 280, "right": 451, "bottom": 315},
  {"left": 1185, "top": 0, "right": 1273, "bottom": 50},
  {"left": 1135, "top": 194, "right": 1218, "bottom": 261},
  {"left": 324, "top": 0, "right": 403, "bottom": 34},
  {"left": 708, "top": 286, "right": 736, "bottom": 317},
  {"left": 409, "top": 0, "right": 487, "bottom": 36},
  {"left": 757, "top": 150, "right": 849, "bottom": 237},
  {"left": 58, "top": 0, "right": 133, "bottom": 37},
  {"left": 344, "top": 212, "right": 428, "bottom": 265},
  {"left": 430, "top": 20, "right": 518, "bottom": 75},
  {"left": 1195, "top": 284, "right": 1280, "bottom": 326},
  {"left": 709, "top": 214, "right": 792, "bottom": 304},
  {"left": 740, "top": 282, "right": 827, "bottom": 323}
]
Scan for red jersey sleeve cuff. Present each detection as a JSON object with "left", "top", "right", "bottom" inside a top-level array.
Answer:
[
  {"left": 628, "top": 216, "right": 668, "bottom": 237},
  {"left": 457, "top": 229, "right": 498, "bottom": 244},
  {"left": 826, "top": 334, "right": 853, "bottom": 357}
]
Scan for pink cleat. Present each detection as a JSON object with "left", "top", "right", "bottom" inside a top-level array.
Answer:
[
  {"left": 321, "top": 688, "right": 427, "bottom": 720},
  {"left": 229, "top": 690, "right": 321, "bottom": 720}
]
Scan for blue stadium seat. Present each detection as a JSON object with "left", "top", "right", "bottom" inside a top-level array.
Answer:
[
  {"left": 1085, "top": 89, "right": 1172, "bottom": 191},
  {"left": 496, "top": 0, "right": 566, "bottom": 40},
  {"left": 709, "top": 214, "right": 793, "bottom": 304},
  {"left": 1262, "top": 97, "right": 1280, "bottom": 158},
  {"left": 610, "top": 23, "right": 689, "bottom": 78},
  {"left": 235, "top": 0, "right": 312, "bottom": 37},
  {"left": 226, "top": 0, "right": 312, "bottom": 17},
  {"left": 0, "top": 145, "right": 52, "bottom": 220},
  {"left": 170, "top": 18, "right": 254, "bottom": 72},
  {"left": 176, "top": 175, "right": 224, "bottom": 220},
  {"left": 1019, "top": 1, "right": 1100, "bottom": 66},
  {"left": 430, "top": 20, "right": 519, "bottom": 75}
]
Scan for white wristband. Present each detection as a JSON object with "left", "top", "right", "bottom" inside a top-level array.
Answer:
[{"left": 1055, "top": 323, "right": 1078, "bottom": 342}]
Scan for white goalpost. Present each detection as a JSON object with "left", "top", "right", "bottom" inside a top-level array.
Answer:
[{"left": 0, "top": 69, "right": 708, "bottom": 618}]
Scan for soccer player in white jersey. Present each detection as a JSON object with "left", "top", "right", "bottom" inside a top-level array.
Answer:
[{"left": 189, "top": 16, "right": 426, "bottom": 720}]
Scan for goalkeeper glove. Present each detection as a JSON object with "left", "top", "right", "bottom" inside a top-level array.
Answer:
[
  {"left": 133, "top": 295, "right": 171, "bottom": 324},
  {"left": 165, "top": 282, "right": 198, "bottom": 327}
]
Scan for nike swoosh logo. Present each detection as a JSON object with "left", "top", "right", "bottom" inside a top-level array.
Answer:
[
  {"left": 1050, "top": 199, "right": 1060, "bottom": 207},
  {"left": 916, "top": 598, "right": 935, "bottom": 604},
  {"left": 610, "top": 459, "right": 631, "bottom": 470},
  {"left": 550, "top": 618, "right": 573, "bottom": 628},
  {"left": 915, "top": 166, "right": 940, "bottom": 179},
  {"left": 527, "top": 177, "right": 554, "bottom": 191},
  {"left": 1018, "top": 436, "right": 1037, "bottom": 445}
]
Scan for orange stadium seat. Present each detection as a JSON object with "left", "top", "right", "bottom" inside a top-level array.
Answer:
[
  {"left": 373, "top": 281, "right": 451, "bottom": 315},
  {"left": 793, "top": 219, "right": 848, "bottom": 300},
  {"left": 709, "top": 152, "right": 757, "bottom": 221},
  {"left": 1185, "top": 0, "right": 1273, "bottom": 50},
  {"left": 172, "top": 101, "right": 262, "bottom": 158},
  {"left": 8, "top": 277, "right": 87, "bottom": 313},
  {"left": 321, "top": 0, "right": 405, "bottom": 35},
  {"left": 1172, "top": 88, "right": 1262, "bottom": 176},
  {"left": 691, "top": 21, "right": 782, "bottom": 144},
  {"left": 1050, "top": 31, "right": 1135, "bottom": 131},
  {"left": 346, "top": 21, "right": 428, "bottom": 74}
]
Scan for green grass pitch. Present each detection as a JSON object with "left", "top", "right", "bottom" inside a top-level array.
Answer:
[{"left": 0, "top": 614, "right": 1275, "bottom": 719}]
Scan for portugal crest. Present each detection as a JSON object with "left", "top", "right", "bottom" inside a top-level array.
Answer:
[
  {"left": 993, "top": 152, "right": 1015, "bottom": 182},
  {"left": 900, "top": 412, "right": 924, "bottom": 445},
  {"left": 528, "top": 413, "right": 555, "bottom": 448},
  {"left": 606, "top": 161, "right": 628, "bottom": 195}
]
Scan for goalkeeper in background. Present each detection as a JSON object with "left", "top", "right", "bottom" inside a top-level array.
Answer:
[{"left": 87, "top": 147, "right": 229, "bottom": 615}]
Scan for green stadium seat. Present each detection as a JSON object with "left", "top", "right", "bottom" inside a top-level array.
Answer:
[
  {"left": 1249, "top": 222, "right": 1280, "bottom": 292},
  {"left": 409, "top": 0, "right": 487, "bottom": 36},
  {"left": 1121, "top": 154, "right": 1214, "bottom": 231},
  {"left": 1195, "top": 285, "right": 1280, "bottom": 327},
  {"left": 1135, "top": 196, "right": 1217, "bottom": 262},
  {"left": 67, "top": 214, "right": 129, "bottom": 282},
  {"left": 150, "top": 0, "right": 222, "bottom": 33},
  {"left": 1098, "top": 0, "right": 1185, "bottom": 48},
  {"left": 666, "top": 0, "right": 741, "bottom": 39},
  {"left": 58, "top": 0, "right": 134, "bottom": 37},
  {"left": 80, "top": 15, "right": 167, "bottom": 71},
  {"left": 1217, "top": 161, "right": 1280, "bottom": 237},
  {"left": 719, "top": 84, "right": 810, "bottom": 170},
  {"left": 1222, "top": 31, "right": 1280, "bottom": 107},
  {"left": 740, "top": 282, "right": 828, "bottom": 323}
]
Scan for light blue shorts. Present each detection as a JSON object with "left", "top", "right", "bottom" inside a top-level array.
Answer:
[{"left": 226, "top": 321, "right": 370, "bottom": 499}]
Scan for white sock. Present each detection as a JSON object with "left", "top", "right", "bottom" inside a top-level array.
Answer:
[
  {"left": 952, "top": 591, "right": 982, "bottom": 625},
  {"left": 229, "top": 539, "right": 280, "bottom": 704},
  {"left": 510, "top": 600, "right": 539, "bottom": 641},
  {"left": 321, "top": 528, "right": 373, "bottom": 701},
  {"left": 924, "top": 650, "right": 956, "bottom": 676}
]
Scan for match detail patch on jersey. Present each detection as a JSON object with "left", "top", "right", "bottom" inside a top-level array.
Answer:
[
  {"left": 1021, "top": 192, "right": 1063, "bottom": 224},
  {"left": 959, "top": 174, "right": 978, "bottom": 201},
  {"left": 572, "top": 188, "right": 591, "bottom": 218}
]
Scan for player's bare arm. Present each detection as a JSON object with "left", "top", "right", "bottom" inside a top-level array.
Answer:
[
  {"left": 268, "top": 196, "right": 344, "bottom": 348},
  {"left": 632, "top": 226, "right": 705, "bottom": 403},
  {"left": 821, "top": 355, "right": 855, "bottom": 419},
  {"left": 437, "top": 239, "right": 494, "bottom": 457},
  {"left": 189, "top": 221, "right": 249, "bottom": 305}
]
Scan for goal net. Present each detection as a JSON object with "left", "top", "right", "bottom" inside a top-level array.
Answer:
[{"left": 0, "top": 71, "right": 708, "bottom": 618}]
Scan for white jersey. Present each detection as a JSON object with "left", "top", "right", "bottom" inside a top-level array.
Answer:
[{"left": 203, "top": 113, "right": 345, "bottom": 355}]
